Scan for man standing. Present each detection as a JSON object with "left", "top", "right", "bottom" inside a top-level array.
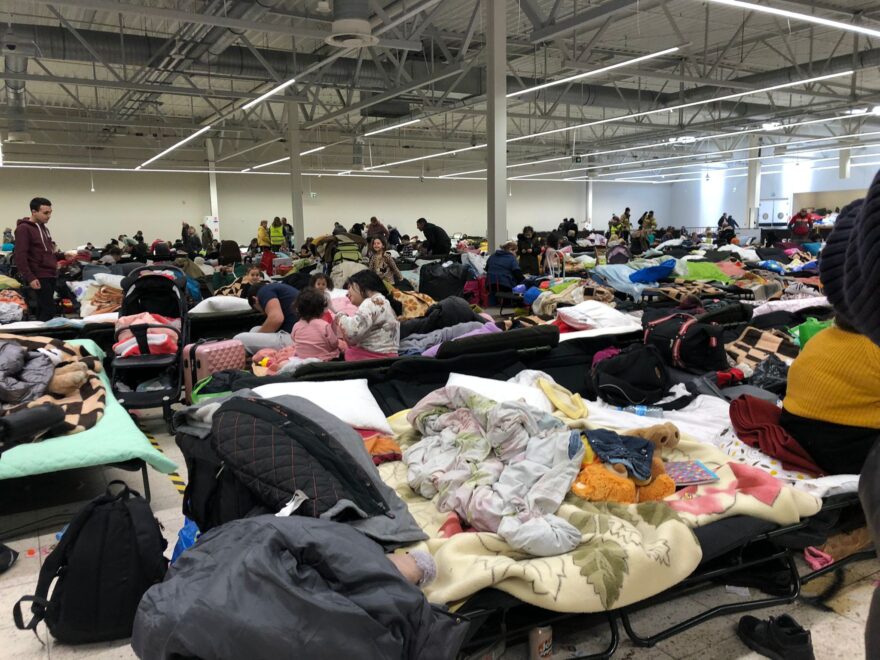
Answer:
[
  {"left": 416, "top": 217, "right": 451, "bottom": 256},
  {"left": 15, "top": 197, "right": 58, "bottom": 321}
]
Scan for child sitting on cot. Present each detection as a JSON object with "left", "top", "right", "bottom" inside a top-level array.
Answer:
[
  {"left": 334, "top": 270, "right": 401, "bottom": 361},
  {"left": 292, "top": 287, "right": 341, "bottom": 361}
]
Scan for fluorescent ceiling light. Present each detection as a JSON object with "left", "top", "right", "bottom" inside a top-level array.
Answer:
[
  {"left": 874, "top": 106, "right": 880, "bottom": 116},
  {"left": 250, "top": 156, "right": 290, "bottom": 171},
  {"left": 138, "top": 125, "right": 212, "bottom": 169},
  {"left": 241, "top": 78, "right": 297, "bottom": 111},
  {"left": 0, "top": 142, "right": 3, "bottom": 167},
  {"left": 361, "top": 143, "right": 486, "bottom": 171},
  {"left": 507, "top": 70, "right": 852, "bottom": 143},
  {"left": 762, "top": 121, "right": 782, "bottom": 130},
  {"left": 300, "top": 146, "right": 326, "bottom": 156},
  {"left": 364, "top": 118, "right": 422, "bottom": 137},
  {"left": 506, "top": 46, "right": 681, "bottom": 98},
  {"left": 703, "top": 0, "right": 880, "bottom": 40}
]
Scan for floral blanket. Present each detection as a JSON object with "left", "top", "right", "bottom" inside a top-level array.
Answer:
[{"left": 382, "top": 406, "right": 822, "bottom": 614}]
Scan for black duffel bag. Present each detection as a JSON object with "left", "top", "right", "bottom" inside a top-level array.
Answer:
[
  {"left": 586, "top": 344, "right": 694, "bottom": 409},
  {"left": 642, "top": 312, "right": 729, "bottom": 372}
]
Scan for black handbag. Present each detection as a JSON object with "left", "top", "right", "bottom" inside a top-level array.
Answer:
[{"left": 643, "top": 313, "right": 729, "bottom": 372}]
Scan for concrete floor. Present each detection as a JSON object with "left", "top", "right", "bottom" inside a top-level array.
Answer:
[{"left": 0, "top": 408, "right": 876, "bottom": 660}]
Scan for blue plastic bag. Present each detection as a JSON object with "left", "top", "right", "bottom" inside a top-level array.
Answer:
[
  {"left": 629, "top": 259, "right": 676, "bottom": 284},
  {"left": 171, "top": 517, "right": 200, "bottom": 564},
  {"left": 756, "top": 260, "right": 785, "bottom": 274},
  {"left": 185, "top": 276, "right": 203, "bottom": 303}
]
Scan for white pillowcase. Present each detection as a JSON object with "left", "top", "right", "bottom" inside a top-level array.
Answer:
[
  {"left": 253, "top": 379, "right": 393, "bottom": 434},
  {"left": 557, "top": 300, "right": 640, "bottom": 331},
  {"left": 189, "top": 296, "right": 253, "bottom": 315},
  {"left": 446, "top": 373, "right": 552, "bottom": 413},
  {"left": 93, "top": 273, "right": 125, "bottom": 289}
]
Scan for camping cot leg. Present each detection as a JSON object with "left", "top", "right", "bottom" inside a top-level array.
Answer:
[
  {"left": 620, "top": 552, "right": 801, "bottom": 647},
  {"left": 141, "top": 462, "right": 151, "bottom": 502},
  {"left": 570, "top": 613, "right": 619, "bottom": 660}
]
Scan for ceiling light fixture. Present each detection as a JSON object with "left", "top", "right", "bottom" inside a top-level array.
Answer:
[
  {"left": 299, "top": 146, "right": 326, "bottom": 156},
  {"left": 507, "top": 70, "right": 852, "bottom": 143},
  {"left": 361, "top": 143, "right": 486, "bottom": 172},
  {"left": 702, "top": 0, "right": 880, "bottom": 40},
  {"left": 0, "top": 142, "right": 3, "bottom": 168},
  {"left": 138, "top": 125, "right": 213, "bottom": 169},
  {"left": 363, "top": 118, "right": 422, "bottom": 137},
  {"left": 506, "top": 46, "right": 681, "bottom": 98},
  {"left": 241, "top": 78, "right": 298, "bottom": 111},
  {"left": 249, "top": 156, "right": 290, "bottom": 171}
]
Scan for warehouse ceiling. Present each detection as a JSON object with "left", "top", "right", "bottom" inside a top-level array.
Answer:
[{"left": 2, "top": 0, "right": 880, "bottom": 182}]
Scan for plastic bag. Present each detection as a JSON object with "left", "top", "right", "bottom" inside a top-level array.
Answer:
[
  {"left": 171, "top": 517, "right": 200, "bottom": 564},
  {"left": 790, "top": 317, "right": 832, "bottom": 348},
  {"left": 749, "top": 354, "right": 789, "bottom": 395}
]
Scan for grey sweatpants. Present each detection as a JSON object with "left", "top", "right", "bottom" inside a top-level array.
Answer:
[{"left": 233, "top": 328, "right": 293, "bottom": 354}]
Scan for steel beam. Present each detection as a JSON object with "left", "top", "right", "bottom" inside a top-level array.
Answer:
[
  {"left": 486, "top": 0, "right": 507, "bottom": 249},
  {"left": 530, "top": 0, "right": 643, "bottom": 43},
  {"left": 287, "top": 102, "right": 305, "bottom": 247}
]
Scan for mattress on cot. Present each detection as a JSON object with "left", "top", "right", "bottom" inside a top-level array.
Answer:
[{"left": 0, "top": 339, "right": 177, "bottom": 480}]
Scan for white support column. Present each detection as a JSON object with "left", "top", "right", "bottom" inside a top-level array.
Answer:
[
  {"left": 205, "top": 138, "right": 220, "bottom": 219},
  {"left": 486, "top": 0, "right": 507, "bottom": 248},
  {"left": 745, "top": 135, "right": 762, "bottom": 229},
  {"left": 287, "top": 101, "right": 305, "bottom": 246},
  {"left": 839, "top": 148, "right": 851, "bottom": 179},
  {"left": 586, "top": 179, "right": 594, "bottom": 230}
]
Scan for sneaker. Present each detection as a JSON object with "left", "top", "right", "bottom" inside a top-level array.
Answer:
[{"left": 736, "top": 614, "right": 815, "bottom": 660}]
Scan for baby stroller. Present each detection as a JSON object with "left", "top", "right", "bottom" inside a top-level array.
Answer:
[{"left": 111, "top": 265, "right": 189, "bottom": 431}]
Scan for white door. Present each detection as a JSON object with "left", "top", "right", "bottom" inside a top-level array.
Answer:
[{"left": 758, "top": 198, "right": 790, "bottom": 226}]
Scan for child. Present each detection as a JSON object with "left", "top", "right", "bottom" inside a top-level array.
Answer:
[
  {"left": 334, "top": 270, "right": 401, "bottom": 361},
  {"left": 292, "top": 287, "right": 341, "bottom": 361},
  {"left": 309, "top": 273, "right": 334, "bottom": 323}
]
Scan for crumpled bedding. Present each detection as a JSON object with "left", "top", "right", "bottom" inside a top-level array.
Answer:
[
  {"left": 404, "top": 385, "right": 585, "bottom": 556},
  {"left": 399, "top": 321, "right": 486, "bottom": 356},
  {"left": 399, "top": 297, "right": 483, "bottom": 339},
  {"left": 0, "top": 341, "right": 55, "bottom": 405},
  {"left": 531, "top": 281, "right": 586, "bottom": 316},
  {"left": 591, "top": 265, "right": 650, "bottom": 300},
  {"left": 421, "top": 321, "right": 500, "bottom": 358}
]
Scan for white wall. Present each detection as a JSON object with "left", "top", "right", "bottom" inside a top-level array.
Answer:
[
  {"left": 0, "top": 169, "right": 212, "bottom": 250},
  {"left": 591, "top": 181, "right": 674, "bottom": 230},
  {"left": 669, "top": 162, "right": 880, "bottom": 229},
  {"left": 0, "top": 168, "right": 587, "bottom": 249},
  {"left": 216, "top": 174, "right": 587, "bottom": 243}
]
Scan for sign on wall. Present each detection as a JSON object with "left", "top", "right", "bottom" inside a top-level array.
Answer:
[{"left": 203, "top": 215, "right": 220, "bottom": 241}]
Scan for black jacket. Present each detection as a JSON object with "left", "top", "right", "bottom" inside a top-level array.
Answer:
[
  {"left": 420, "top": 222, "right": 451, "bottom": 255},
  {"left": 132, "top": 516, "right": 468, "bottom": 660}
]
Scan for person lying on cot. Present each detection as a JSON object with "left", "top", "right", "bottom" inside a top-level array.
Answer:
[
  {"left": 334, "top": 270, "right": 401, "bottom": 362},
  {"left": 233, "top": 282, "right": 300, "bottom": 354}
]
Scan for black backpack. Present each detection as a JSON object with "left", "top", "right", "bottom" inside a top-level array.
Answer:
[
  {"left": 13, "top": 482, "right": 167, "bottom": 644},
  {"left": 642, "top": 313, "right": 729, "bottom": 372},
  {"left": 588, "top": 344, "right": 698, "bottom": 410}
]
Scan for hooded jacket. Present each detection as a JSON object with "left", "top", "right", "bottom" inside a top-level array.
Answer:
[
  {"left": 486, "top": 248, "right": 524, "bottom": 289},
  {"left": 14, "top": 218, "right": 57, "bottom": 282}
]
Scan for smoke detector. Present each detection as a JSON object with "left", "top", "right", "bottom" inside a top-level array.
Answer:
[{"left": 325, "top": 0, "right": 379, "bottom": 47}]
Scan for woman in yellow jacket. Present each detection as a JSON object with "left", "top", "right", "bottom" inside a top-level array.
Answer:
[
  {"left": 270, "top": 217, "right": 285, "bottom": 250},
  {"left": 257, "top": 220, "right": 270, "bottom": 249}
]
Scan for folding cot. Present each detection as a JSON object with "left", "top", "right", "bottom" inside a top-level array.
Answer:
[
  {"left": 203, "top": 331, "right": 869, "bottom": 658},
  {"left": 0, "top": 339, "right": 177, "bottom": 540}
]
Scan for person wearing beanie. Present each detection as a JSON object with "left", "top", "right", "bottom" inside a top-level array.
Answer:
[{"left": 817, "top": 168, "right": 880, "bottom": 657}]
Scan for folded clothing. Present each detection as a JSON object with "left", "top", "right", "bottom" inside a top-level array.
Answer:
[{"left": 729, "top": 395, "right": 822, "bottom": 475}]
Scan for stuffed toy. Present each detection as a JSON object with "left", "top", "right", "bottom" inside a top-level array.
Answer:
[
  {"left": 47, "top": 362, "right": 90, "bottom": 397},
  {"left": 570, "top": 422, "right": 679, "bottom": 504}
]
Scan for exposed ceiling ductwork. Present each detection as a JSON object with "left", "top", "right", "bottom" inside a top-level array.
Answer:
[
  {"left": 325, "top": 0, "right": 379, "bottom": 48},
  {"left": 1, "top": 30, "right": 35, "bottom": 142}
]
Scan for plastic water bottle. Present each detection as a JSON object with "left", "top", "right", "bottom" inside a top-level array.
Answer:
[{"left": 618, "top": 405, "right": 664, "bottom": 418}]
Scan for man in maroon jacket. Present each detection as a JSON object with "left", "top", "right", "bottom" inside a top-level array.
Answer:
[{"left": 15, "top": 197, "right": 58, "bottom": 321}]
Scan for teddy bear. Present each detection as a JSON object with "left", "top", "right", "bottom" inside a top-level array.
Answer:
[
  {"left": 47, "top": 362, "right": 91, "bottom": 397},
  {"left": 570, "top": 422, "right": 679, "bottom": 504}
]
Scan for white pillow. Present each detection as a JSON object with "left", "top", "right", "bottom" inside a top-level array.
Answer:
[
  {"left": 81, "top": 312, "right": 119, "bottom": 325},
  {"left": 446, "top": 373, "right": 552, "bottom": 413},
  {"left": 189, "top": 296, "right": 253, "bottom": 315},
  {"left": 557, "top": 300, "right": 639, "bottom": 331},
  {"left": 93, "top": 273, "right": 125, "bottom": 289},
  {"left": 253, "top": 379, "right": 393, "bottom": 434}
]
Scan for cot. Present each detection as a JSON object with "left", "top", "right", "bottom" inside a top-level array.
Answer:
[{"left": 0, "top": 339, "right": 177, "bottom": 539}]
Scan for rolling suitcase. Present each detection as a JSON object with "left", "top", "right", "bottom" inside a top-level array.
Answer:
[{"left": 182, "top": 339, "right": 246, "bottom": 404}]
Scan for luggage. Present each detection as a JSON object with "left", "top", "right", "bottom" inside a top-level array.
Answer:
[
  {"left": 418, "top": 262, "right": 471, "bottom": 300},
  {"left": 14, "top": 482, "right": 167, "bottom": 644},
  {"left": 588, "top": 344, "right": 674, "bottom": 407},
  {"left": 183, "top": 339, "right": 247, "bottom": 404},
  {"left": 643, "top": 313, "right": 729, "bottom": 372}
]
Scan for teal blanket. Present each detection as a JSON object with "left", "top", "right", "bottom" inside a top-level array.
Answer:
[{"left": 0, "top": 339, "right": 178, "bottom": 479}]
